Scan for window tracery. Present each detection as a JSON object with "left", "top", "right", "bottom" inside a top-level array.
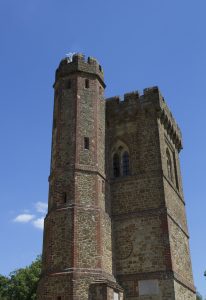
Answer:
[{"left": 112, "top": 141, "right": 130, "bottom": 178}]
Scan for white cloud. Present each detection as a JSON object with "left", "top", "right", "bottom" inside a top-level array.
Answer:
[
  {"left": 12, "top": 202, "right": 47, "bottom": 230},
  {"left": 32, "top": 217, "right": 44, "bottom": 230},
  {"left": 35, "top": 201, "right": 47, "bottom": 214},
  {"left": 13, "top": 214, "right": 35, "bottom": 223}
]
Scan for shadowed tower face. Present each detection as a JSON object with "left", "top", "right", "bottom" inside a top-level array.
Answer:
[
  {"left": 37, "top": 55, "right": 196, "bottom": 300},
  {"left": 106, "top": 88, "right": 196, "bottom": 300}
]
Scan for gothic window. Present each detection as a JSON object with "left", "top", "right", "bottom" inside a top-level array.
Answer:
[
  {"left": 113, "top": 153, "right": 120, "bottom": 178},
  {"left": 166, "top": 149, "right": 173, "bottom": 182},
  {"left": 122, "top": 151, "right": 130, "bottom": 176}
]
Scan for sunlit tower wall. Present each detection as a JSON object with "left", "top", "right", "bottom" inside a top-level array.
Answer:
[
  {"left": 106, "top": 88, "right": 196, "bottom": 300},
  {"left": 37, "top": 54, "right": 123, "bottom": 300}
]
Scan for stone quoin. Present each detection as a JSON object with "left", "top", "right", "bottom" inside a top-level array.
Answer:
[{"left": 37, "top": 54, "right": 196, "bottom": 300}]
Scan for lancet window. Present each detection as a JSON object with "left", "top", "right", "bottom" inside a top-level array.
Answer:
[
  {"left": 122, "top": 151, "right": 130, "bottom": 176},
  {"left": 112, "top": 141, "right": 130, "bottom": 178}
]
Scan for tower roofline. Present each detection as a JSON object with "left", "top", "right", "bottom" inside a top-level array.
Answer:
[
  {"left": 54, "top": 53, "right": 106, "bottom": 87},
  {"left": 106, "top": 86, "right": 183, "bottom": 152}
]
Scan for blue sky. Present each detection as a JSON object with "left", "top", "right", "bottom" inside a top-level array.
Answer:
[{"left": 0, "top": 0, "right": 205, "bottom": 297}]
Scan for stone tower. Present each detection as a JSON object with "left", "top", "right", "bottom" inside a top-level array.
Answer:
[
  {"left": 37, "top": 54, "right": 196, "bottom": 300},
  {"left": 37, "top": 53, "right": 123, "bottom": 300},
  {"left": 106, "top": 89, "right": 196, "bottom": 299}
]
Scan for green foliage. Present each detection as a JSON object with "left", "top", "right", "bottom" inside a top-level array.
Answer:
[
  {"left": 0, "top": 256, "right": 41, "bottom": 300},
  {"left": 196, "top": 292, "right": 203, "bottom": 300},
  {"left": 0, "top": 275, "right": 9, "bottom": 299}
]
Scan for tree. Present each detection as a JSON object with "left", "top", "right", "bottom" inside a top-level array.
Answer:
[
  {"left": 0, "top": 275, "right": 9, "bottom": 299},
  {"left": 0, "top": 256, "right": 41, "bottom": 300},
  {"left": 196, "top": 291, "right": 204, "bottom": 300}
]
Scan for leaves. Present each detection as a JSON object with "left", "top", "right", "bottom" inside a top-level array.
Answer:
[{"left": 0, "top": 256, "right": 41, "bottom": 300}]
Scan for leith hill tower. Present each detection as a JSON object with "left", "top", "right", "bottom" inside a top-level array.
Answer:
[{"left": 37, "top": 54, "right": 195, "bottom": 300}]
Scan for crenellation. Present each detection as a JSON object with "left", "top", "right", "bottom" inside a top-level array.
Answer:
[
  {"left": 124, "top": 90, "right": 140, "bottom": 102},
  {"left": 54, "top": 53, "right": 105, "bottom": 87},
  {"left": 106, "top": 86, "right": 183, "bottom": 152},
  {"left": 159, "top": 108, "right": 182, "bottom": 152}
]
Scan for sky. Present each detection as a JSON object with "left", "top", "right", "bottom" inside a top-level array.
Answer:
[{"left": 0, "top": 0, "right": 205, "bottom": 297}]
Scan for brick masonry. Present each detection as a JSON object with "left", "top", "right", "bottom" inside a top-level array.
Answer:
[{"left": 37, "top": 54, "right": 196, "bottom": 300}]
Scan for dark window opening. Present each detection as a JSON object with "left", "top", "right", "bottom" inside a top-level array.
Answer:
[
  {"left": 102, "top": 180, "right": 105, "bottom": 193},
  {"left": 166, "top": 149, "right": 173, "bottom": 182},
  {"left": 57, "top": 297, "right": 61, "bottom": 300},
  {"left": 113, "top": 153, "right": 120, "bottom": 178},
  {"left": 66, "top": 80, "right": 71, "bottom": 89},
  {"left": 63, "top": 192, "right": 67, "bottom": 203},
  {"left": 53, "top": 119, "right": 56, "bottom": 129},
  {"left": 122, "top": 151, "right": 130, "bottom": 176},
  {"left": 85, "top": 79, "right": 89, "bottom": 88},
  {"left": 173, "top": 152, "right": 179, "bottom": 190},
  {"left": 84, "top": 137, "right": 89, "bottom": 150}
]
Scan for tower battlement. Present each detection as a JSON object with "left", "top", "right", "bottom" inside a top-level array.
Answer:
[
  {"left": 106, "top": 86, "right": 182, "bottom": 151},
  {"left": 55, "top": 53, "right": 105, "bottom": 86}
]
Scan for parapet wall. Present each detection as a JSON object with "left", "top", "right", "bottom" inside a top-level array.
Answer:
[
  {"left": 106, "top": 86, "right": 182, "bottom": 152},
  {"left": 55, "top": 53, "right": 105, "bottom": 86}
]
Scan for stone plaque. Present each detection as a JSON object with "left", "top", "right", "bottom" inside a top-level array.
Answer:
[{"left": 139, "top": 280, "right": 159, "bottom": 295}]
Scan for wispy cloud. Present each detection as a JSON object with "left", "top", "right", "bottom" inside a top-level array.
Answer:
[
  {"left": 13, "top": 201, "right": 47, "bottom": 230},
  {"left": 13, "top": 214, "right": 35, "bottom": 223},
  {"left": 32, "top": 218, "right": 44, "bottom": 230},
  {"left": 35, "top": 201, "right": 47, "bottom": 214}
]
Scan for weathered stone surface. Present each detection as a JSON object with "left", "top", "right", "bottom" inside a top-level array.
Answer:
[{"left": 37, "top": 54, "right": 196, "bottom": 300}]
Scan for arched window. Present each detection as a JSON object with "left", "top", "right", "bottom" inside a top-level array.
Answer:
[
  {"left": 166, "top": 149, "right": 173, "bottom": 182},
  {"left": 122, "top": 151, "right": 130, "bottom": 176},
  {"left": 113, "top": 153, "right": 120, "bottom": 178}
]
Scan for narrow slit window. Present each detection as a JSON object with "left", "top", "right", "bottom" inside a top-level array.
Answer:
[
  {"left": 166, "top": 149, "right": 173, "bottom": 182},
  {"left": 63, "top": 192, "right": 67, "bottom": 203},
  {"left": 53, "top": 118, "right": 56, "bottom": 129},
  {"left": 102, "top": 180, "right": 105, "bottom": 193},
  {"left": 85, "top": 79, "right": 89, "bottom": 88},
  {"left": 122, "top": 151, "right": 130, "bottom": 176},
  {"left": 173, "top": 152, "right": 179, "bottom": 190},
  {"left": 66, "top": 79, "right": 71, "bottom": 89},
  {"left": 84, "top": 137, "right": 89, "bottom": 150},
  {"left": 113, "top": 153, "right": 120, "bottom": 178}
]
